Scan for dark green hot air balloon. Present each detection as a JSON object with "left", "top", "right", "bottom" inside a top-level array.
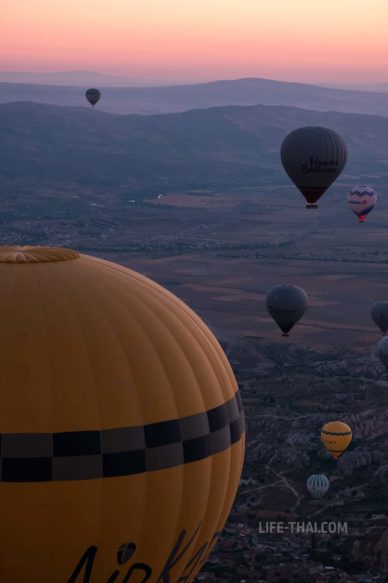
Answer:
[
  {"left": 266, "top": 284, "right": 308, "bottom": 336},
  {"left": 280, "top": 126, "right": 348, "bottom": 208},
  {"left": 371, "top": 302, "right": 388, "bottom": 334},
  {"left": 85, "top": 88, "right": 101, "bottom": 107}
]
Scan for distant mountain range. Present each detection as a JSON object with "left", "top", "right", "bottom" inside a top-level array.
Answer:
[
  {"left": 1, "top": 77, "right": 388, "bottom": 117},
  {"left": 321, "top": 83, "right": 388, "bottom": 93},
  {"left": 0, "top": 101, "right": 387, "bottom": 203},
  {"left": 0, "top": 70, "right": 174, "bottom": 87}
]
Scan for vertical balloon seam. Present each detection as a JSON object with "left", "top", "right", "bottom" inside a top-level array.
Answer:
[
  {"left": 85, "top": 256, "right": 235, "bottom": 406},
  {"left": 90, "top": 260, "right": 225, "bottom": 413},
  {"left": 73, "top": 259, "right": 190, "bottom": 426},
  {"left": 55, "top": 263, "right": 109, "bottom": 431},
  {"left": 35, "top": 264, "right": 61, "bottom": 581},
  {"left": 103, "top": 268, "right": 211, "bottom": 570},
  {"left": 112, "top": 272, "right": 243, "bottom": 570},
  {"left": 140, "top": 289, "right": 232, "bottom": 573},
  {"left": 54, "top": 265, "right": 108, "bottom": 559}
]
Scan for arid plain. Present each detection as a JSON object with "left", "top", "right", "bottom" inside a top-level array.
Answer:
[{"left": 111, "top": 183, "right": 388, "bottom": 352}]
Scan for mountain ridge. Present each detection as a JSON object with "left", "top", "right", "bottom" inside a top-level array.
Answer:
[
  {"left": 1, "top": 76, "right": 388, "bottom": 117},
  {"left": 0, "top": 70, "right": 173, "bottom": 87},
  {"left": 1, "top": 100, "right": 387, "bottom": 205}
]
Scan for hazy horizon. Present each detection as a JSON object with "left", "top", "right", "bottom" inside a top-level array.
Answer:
[
  {"left": 2, "top": 0, "right": 388, "bottom": 84},
  {"left": 0, "top": 69, "right": 388, "bottom": 91}
]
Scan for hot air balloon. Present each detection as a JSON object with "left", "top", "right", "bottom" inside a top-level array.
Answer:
[
  {"left": 0, "top": 245, "right": 245, "bottom": 583},
  {"left": 266, "top": 284, "right": 308, "bottom": 336},
  {"left": 85, "top": 87, "right": 101, "bottom": 107},
  {"left": 371, "top": 302, "right": 388, "bottom": 334},
  {"left": 306, "top": 474, "right": 330, "bottom": 499},
  {"left": 280, "top": 127, "right": 348, "bottom": 208},
  {"left": 321, "top": 421, "right": 352, "bottom": 459},
  {"left": 347, "top": 186, "right": 377, "bottom": 222},
  {"left": 377, "top": 337, "right": 388, "bottom": 368}
]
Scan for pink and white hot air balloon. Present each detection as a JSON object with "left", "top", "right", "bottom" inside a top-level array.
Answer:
[{"left": 347, "top": 186, "right": 377, "bottom": 222}]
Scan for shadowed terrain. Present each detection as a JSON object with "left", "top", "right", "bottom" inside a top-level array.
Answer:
[
  {"left": 2, "top": 77, "right": 388, "bottom": 116},
  {"left": 0, "top": 101, "right": 388, "bottom": 207}
]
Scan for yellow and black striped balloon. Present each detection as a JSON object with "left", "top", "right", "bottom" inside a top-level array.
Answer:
[
  {"left": 0, "top": 246, "right": 245, "bottom": 583},
  {"left": 321, "top": 421, "right": 352, "bottom": 459}
]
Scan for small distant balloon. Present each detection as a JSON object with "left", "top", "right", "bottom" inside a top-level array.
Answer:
[
  {"left": 85, "top": 88, "right": 101, "bottom": 107},
  {"left": 306, "top": 474, "right": 330, "bottom": 499},
  {"left": 266, "top": 284, "right": 308, "bottom": 336},
  {"left": 347, "top": 186, "right": 377, "bottom": 222},
  {"left": 321, "top": 421, "right": 352, "bottom": 459},
  {"left": 371, "top": 302, "right": 388, "bottom": 334},
  {"left": 377, "top": 337, "right": 388, "bottom": 368},
  {"left": 280, "top": 126, "right": 348, "bottom": 208}
]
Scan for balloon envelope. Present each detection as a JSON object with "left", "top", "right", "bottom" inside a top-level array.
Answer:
[
  {"left": 371, "top": 302, "right": 388, "bottom": 334},
  {"left": 377, "top": 336, "right": 388, "bottom": 368},
  {"left": 347, "top": 186, "right": 377, "bottom": 222},
  {"left": 321, "top": 421, "right": 352, "bottom": 459},
  {"left": 306, "top": 474, "right": 330, "bottom": 499},
  {"left": 280, "top": 127, "right": 347, "bottom": 208},
  {"left": 85, "top": 87, "right": 101, "bottom": 107},
  {"left": 0, "top": 245, "right": 245, "bottom": 583},
  {"left": 266, "top": 284, "right": 308, "bottom": 336}
]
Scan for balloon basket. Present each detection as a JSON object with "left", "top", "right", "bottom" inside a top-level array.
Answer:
[{"left": 306, "top": 204, "right": 319, "bottom": 209}]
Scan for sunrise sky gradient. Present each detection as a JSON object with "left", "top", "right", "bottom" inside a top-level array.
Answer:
[{"left": 2, "top": 0, "right": 388, "bottom": 83}]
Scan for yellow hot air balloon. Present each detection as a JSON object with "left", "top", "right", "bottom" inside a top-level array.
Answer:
[
  {"left": 321, "top": 421, "right": 352, "bottom": 459},
  {"left": 0, "top": 246, "right": 245, "bottom": 583}
]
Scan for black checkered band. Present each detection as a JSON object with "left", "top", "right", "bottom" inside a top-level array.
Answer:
[
  {"left": 321, "top": 430, "right": 351, "bottom": 436},
  {"left": 0, "top": 391, "right": 244, "bottom": 482}
]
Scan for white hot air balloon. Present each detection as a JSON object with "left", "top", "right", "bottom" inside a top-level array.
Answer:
[
  {"left": 306, "top": 474, "right": 330, "bottom": 499},
  {"left": 347, "top": 186, "right": 377, "bottom": 223}
]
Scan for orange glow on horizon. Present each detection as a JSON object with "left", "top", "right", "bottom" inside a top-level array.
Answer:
[{"left": 1, "top": 0, "right": 388, "bottom": 82}]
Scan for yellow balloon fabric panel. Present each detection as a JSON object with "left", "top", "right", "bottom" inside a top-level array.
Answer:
[{"left": 0, "top": 246, "right": 245, "bottom": 583}]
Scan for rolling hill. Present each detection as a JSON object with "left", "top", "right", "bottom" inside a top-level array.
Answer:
[
  {"left": 0, "top": 101, "right": 387, "bottom": 204},
  {"left": 1, "top": 77, "right": 388, "bottom": 116}
]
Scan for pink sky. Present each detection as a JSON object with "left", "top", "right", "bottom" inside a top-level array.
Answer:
[{"left": 1, "top": 0, "right": 388, "bottom": 83}]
